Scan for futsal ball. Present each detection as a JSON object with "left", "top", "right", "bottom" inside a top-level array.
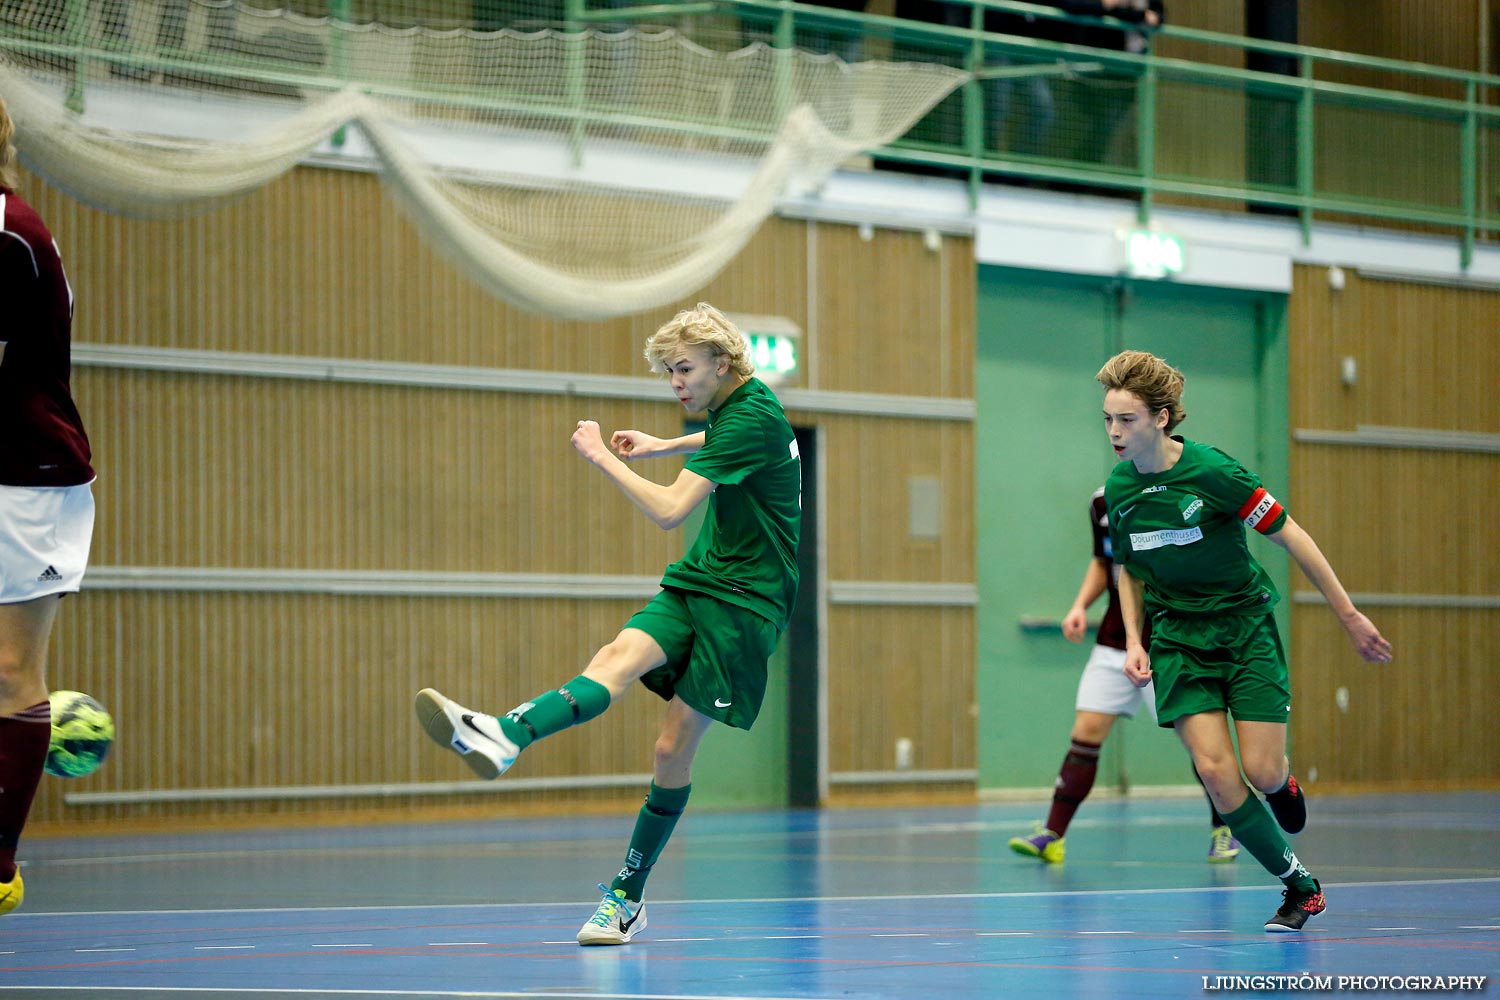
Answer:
[{"left": 45, "top": 690, "right": 114, "bottom": 778}]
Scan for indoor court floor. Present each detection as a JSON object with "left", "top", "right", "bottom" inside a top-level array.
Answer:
[{"left": 2, "top": 791, "right": 1496, "bottom": 999}]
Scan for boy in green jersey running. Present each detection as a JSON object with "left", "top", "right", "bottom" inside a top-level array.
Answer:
[
  {"left": 416, "top": 303, "right": 801, "bottom": 946},
  {"left": 1096, "top": 350, "right": 1392, "bottom": 933}
]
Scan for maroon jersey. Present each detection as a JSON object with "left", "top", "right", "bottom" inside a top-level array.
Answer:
[
  {"left": 0, "top": 188, "right": 92, "bottom": 486},
  {"left": 1091, "top": 486, "right": 1149, "bottom": 651}
]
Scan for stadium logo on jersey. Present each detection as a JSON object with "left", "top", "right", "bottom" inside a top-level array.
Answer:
[
  {"left": 1130, "top": 527, "right": 1204, "bottom": 551},
  {"left": 1181, "top": 497, "right": 1203, "bottom": 523},
  {"left": 1140, "top": 485, "right": 1167, "bottom": 494}
]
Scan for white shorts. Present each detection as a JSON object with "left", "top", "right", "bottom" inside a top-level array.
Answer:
[
  {"left": 0, "top": 482, "right": 95, "bottom": 604},
  {"left": 1074, "top": 643, "right": 1157, "bottom": 721}
]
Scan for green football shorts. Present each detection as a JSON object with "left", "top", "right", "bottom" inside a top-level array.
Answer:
[
  {"left": 628, "top": 587, "right": 783, "bottom": 731},
  {"left": 1147, "top": 611, "right": 1291, "bottom": 728}
]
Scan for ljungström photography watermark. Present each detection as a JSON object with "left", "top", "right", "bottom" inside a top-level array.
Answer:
[{"left": 1201, "top": 975, "right": 1488, "bottom": 992}]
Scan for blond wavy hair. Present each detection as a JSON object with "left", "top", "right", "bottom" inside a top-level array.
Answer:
[
  {"left": 1096, "top": 350, "right": 1187, "bottom": 432},
  {"left": 0, "top": 96, "right": 18, "bottom": 190},
  {"left": 644, "top": 303, "right": 754, "bottom": 377}
]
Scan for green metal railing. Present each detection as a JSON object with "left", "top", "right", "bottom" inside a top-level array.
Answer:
[
  {"left": 2, "top": 0, "right": 1495, "bottom": 264},
  {"left": 569, "top": 0, "right": 1500, "bottom": 264}
]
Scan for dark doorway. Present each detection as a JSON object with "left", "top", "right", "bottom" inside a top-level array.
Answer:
[{"left": 786, "top": 425, "right": 821, "bottom": 807}]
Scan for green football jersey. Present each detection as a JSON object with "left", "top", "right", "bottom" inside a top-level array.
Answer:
[
  {"left": 662, "top": 378, "right": 802, "bottom": 627},
  {"left": 1104, "top": 437, "right": 1288, "bottom": 617}
]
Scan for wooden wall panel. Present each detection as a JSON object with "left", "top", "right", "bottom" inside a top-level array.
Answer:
[
  {"left": 1301, "top": 1, "right": 1484, "bottom": 84},
  {"left": 1155, "top": 3, "right": 1244, "bottom": 68},
  {"left": 1290, "top": 265, "right": 1500, "bottom": 434},
  {"left": 812, "top": 224, "right": 974, "bottom": 398},
  {"left": 825, "top": 606, "right": 976, "bottom": 774},
  {"left": 35, "top": 592, "right": 663, "bottom": 824},
  {"left": 1292, "top": 607, "right": 1498, "bottom": 787},
  {"left": 1287, "top": 262, "right": 1500, "bottom": 789},
  {"left": 1289, "top": 447, "right": 1500, "bottom": 597},
  {"left": 1160, "top": 0, "right": 1485, "bottom": 79},
  {"left": 77, "top": 369, "right": 691, "bottom": 574},
  {"left": 809, "top": 413, "right": 976, "bottom": 583}
]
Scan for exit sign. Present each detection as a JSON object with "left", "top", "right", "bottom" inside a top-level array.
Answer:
[
  {"left": 1122, "top": 230, "right": 1185, "bottom": 279},
  {"left": 749, "top": 332, "right": 797, "bottom": 379},
  {"left": 729, "top": 313, "right": 801, "bottom": 386}
]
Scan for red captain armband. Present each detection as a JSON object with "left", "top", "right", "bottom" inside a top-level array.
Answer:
[{"left": 1237, "top": 487, "right": 1284, "bottom": 533}]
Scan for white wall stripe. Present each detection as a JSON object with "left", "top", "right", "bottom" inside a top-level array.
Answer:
[
  {"left": 1293, "top": 591, "right": 1500, "bottom": 609},
  {"left": 827, "top": 581, "right": 978, "bottom": 606},
  {"left": 81, "top": 566, "right": 662, "bottom": 600},
  {"left": 81, "top": 566, "right": 978, "bottom": 606},
  {"left": 1294, "top": 424, "right": 1500, "bottom": 454},
  {"left": 71, "top": 343, "right": 976, "bottom": 422},
  {"left": 828, "top": 768, "right": 977, "bottom": 785},
  {"left": 64, "top": 772, "right": 656, "bottom": 807}
]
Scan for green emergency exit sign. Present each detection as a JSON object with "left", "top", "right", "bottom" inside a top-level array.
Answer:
[{"left": 1124, "top": 230, "right": 1185, "bottom": 279}]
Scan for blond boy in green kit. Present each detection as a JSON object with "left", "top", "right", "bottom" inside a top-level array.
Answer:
[
  {"left": 1097, "top": 350, "right": 1392, "bottom": 932},
  {"left": 416, "top": 303, "right": 800, "bottom": 945}
]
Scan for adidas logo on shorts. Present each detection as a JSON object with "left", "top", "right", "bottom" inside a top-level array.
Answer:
[{"left": 37, "top": 565, "right": 63, "bottom": 583}]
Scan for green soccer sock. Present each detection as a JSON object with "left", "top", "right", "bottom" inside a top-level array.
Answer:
[
  {"left": 1223, "top": 793, "right": 1317, "bottom": 891},
  {"left": 496, "top": 675, "right": 611, "bottom": 750},
  {"left": 610, "top": 781, "right": 692, "bottom": 902}
]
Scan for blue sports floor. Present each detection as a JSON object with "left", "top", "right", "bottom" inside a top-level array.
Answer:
[{"left": 2, "top": 792, "right": 1496, "bottom": 999}]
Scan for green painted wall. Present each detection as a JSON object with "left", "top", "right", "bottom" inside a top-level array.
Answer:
[
  {"left": 975, "top": 267, "right": 1289, "bottom": 793},
  {"left": 688, "top": 636, "right": 790, "bottom": 808}
]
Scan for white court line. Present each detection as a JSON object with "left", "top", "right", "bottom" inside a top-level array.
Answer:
[
  {"left": 871, "top": 933, "right": 926, "bottom": 938},
  {"left": 9, "top": 875, "right": 1498, "bottom": 919},
  {"left": 1078, "top": 931, "right": 1133, "bottom": 935},
  {"left": 19, "top": 806, "right": 1498, "bottom": 871},
  {"left": 976, "top": 932, "right": 1031, "bottom": 937},
  {"left": 1370, "top": 926, "right": 1419, "bottom": 930},
  {"left": 75, "top": 948, "right": 135, "bottom": 953},
  {"left": 8, "top": 815, "right": 1206, "bottom": 870},
  {"left": 1459, "top": 925, "right": 1500, "bottom": 929}
]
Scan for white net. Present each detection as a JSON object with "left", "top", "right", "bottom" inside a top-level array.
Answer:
[{"left": 0, "top": 1, "right": 966, "bottom": 319}]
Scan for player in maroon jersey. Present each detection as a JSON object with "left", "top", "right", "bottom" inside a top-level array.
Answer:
[
  {"left": 0, "top": 95, "right": 97, "bottom": 915},
  {"left": 1008, "top": 487, "right": 1237, "bottom": 864}
]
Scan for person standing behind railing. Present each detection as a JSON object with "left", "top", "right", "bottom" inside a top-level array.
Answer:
[
  {"left": 1040, "top": 0, "right": 1163, "bottom": 185},
  {"left": 982, "top": 3, "right": 1057, "bottom": 158},
  {"left": 887, "top": 0, "right": 1054, "bottom": 165}
]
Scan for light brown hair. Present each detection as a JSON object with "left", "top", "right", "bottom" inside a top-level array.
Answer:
[
  {"left": 644, "top": 302, "right": 753, "bottom": 377},
  {"left": 1096, "top": 350, "right": 1187, "bottom": 432}
]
